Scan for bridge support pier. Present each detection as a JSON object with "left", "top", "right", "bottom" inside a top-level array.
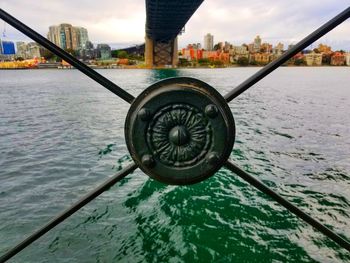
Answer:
[{"left": 145, "top": 36, "right": 178, "bottom": 68}]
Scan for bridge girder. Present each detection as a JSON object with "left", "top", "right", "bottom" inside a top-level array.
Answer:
[
  {"left": 145, "top": 0, "right": 204, "bottom": 67},
  {"left": 146, "top": 0, "right": 204, "bottom": 41}
]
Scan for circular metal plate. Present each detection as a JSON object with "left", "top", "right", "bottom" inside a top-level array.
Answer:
[{"left": 125, "top": 77, "right": 235, "bottom": 185}]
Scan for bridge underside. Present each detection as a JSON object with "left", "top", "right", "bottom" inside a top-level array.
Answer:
[{"left": 145, "top": 0, "right": 204, "bottom": 67}]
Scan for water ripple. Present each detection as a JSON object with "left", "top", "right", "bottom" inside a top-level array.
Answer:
[{"left": 0, "top": 68, "right": 349, "bottom": 262}]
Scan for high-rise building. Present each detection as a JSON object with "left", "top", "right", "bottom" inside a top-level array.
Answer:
[
  {"left": 71, "top": 27, "right": 79, "bottom": 50},
  {"left": 253, "top": 35, "right": 262, "bottom": 52},
  {"left": 76, "top": 27, "right": 89, "bottom": 49},
  {"left": 47, "top": 24, "right": 88, "bottom": 51},
  {"left": 60, "top": 24, "right": 74, "bottom": 50},
  {"left": 47, "top": 26, "right": 62, "bottom": 48},
  {"left": 204, "top": 33, "right": 214, "bottom": 51}
]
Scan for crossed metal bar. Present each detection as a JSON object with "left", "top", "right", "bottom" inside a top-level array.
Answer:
[{"left": 1, "top": 6, "right": 350, "bottom": 262}]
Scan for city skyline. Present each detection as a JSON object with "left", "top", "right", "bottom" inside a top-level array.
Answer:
[{"left": 1, "top": 0, "right": 350, "bottom": 50}]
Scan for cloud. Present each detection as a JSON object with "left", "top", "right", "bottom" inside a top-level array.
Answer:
[
  {"left": 1, "top": 0, "right": 349, "bottom": 50},
  {"left": 181, "top": 0, "right": 350, "bottom": 49},
  {"left": 1, "top": 0, "right": 145, "bottom": 43}
]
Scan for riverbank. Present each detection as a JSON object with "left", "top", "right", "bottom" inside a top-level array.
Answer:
[{"left": 1, "top": 64, "right": 349, "bottom": 70}]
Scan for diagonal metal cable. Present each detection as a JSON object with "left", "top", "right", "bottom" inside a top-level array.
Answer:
[
  {"left": 0, "top": 8, "right": 135, "bottom": 104},
  {"left": 224, "top": 6, "right": 350, "bottom": 102},
  {"left": 224, "top": 160, "right": 350, "bottom": 252},
  {"left": 0, "top": 162, "right": 138, "bottom": 263}
]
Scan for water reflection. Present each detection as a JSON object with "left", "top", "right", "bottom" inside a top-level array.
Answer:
[{"left": 148, "top": 68, "right": 182, "bottom": 83}]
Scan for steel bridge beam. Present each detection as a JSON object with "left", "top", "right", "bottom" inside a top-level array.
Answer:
[{"left": 145, "top": 0, "right": 203, "bottom": 67}]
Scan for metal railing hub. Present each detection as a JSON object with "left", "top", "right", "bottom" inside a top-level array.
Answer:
[{"left": 124, "top": 77, "right": 235, "bottom": 185}]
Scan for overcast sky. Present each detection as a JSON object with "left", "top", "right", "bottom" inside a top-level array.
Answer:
[{"left": 1, "top": 0, "right": 350, "bottom": 50}]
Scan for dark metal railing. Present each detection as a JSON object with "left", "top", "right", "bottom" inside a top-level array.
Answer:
[
  {"left": 224, "top": 161, "right": 350, "bottom": 251},
  {"left": 0, "top": 163, "right": 137, "bottom": 263},
  {"left": 0, "top": 5, "right": 349, "bottom": 262}
]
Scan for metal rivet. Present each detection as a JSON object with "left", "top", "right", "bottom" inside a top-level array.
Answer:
[
  {"left": 142, "top": 154, "right": 155, "bottom": 168},
  {"left": 205, "top": 104, "right": 218, "bottom": 118},
  {"left": 207, "top": 152, "right": 220, "bottom": 165},
  {"left": 169, "top": 125, "right": 190, "bottom": 146},
  {"left": 138, "top": 108, "right": 151, "bottom": 121}
]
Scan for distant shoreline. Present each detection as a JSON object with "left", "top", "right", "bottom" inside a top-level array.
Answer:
[{"left": 0, "top": 65, "right": 349, "bottom": 70}]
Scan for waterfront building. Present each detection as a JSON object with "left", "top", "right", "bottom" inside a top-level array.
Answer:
[
  {"left": 345, "top": 53, "right": 350, "bottom": 66},
  {"left": 27, "top": 42, "right": 41, "bottom": 58},
  {"left": 181, "top": 49, "right": 190, "bottom": 61},
  {"left": 96, "top": 44, "right": 111, "bottom": 60},
  {"left": 229, "top": 45, "right": 249, "bottom": 63},
  {"left": 0, "top": 40, "right": 16, "bottom": 60},
  {"left": 250, "top": 52, "right": 272, "bottom": 65},
  {"left": 15, "top": 42, "right": 42, "bottom": 59},
  {"left": 16, "top": 42, "right": 27, "bottom": 58},
  {"left": 47, "top": 26, "right": 62, "bottom": 48},
  {"left": 202, "top": 50, "right": 229, "bottom": 64},
  {"left": 253, "top": 35, "right": 262, "bottom": 52},
  {"left": 48, "top": 24, "right": 88, "bottom": 51},
  {"left": 304, "top": 52, "right": 322, "bottom": 66},
  {"left": 47, "top": 24, "right": 71, "bottom": 49},
  {"left": 190, "top": 43, "right": 201, "bottom": 50},
  {"left": 1, "top": 41, "right": 15, "bottom": 55},
  {"left": 71, "top": 27, "right": 80, "bottom": 50},
  {"left": 247, "top": 43, "right": 255, "bottom": 53},
  {"left": 272, "top": 43, "right": 284, "bottom": 59},
  {"left": 224, "top": 41, "right": 231, "bottom": 52},
  {"left": 330, "top": 52, "right": 345, "bottom": 66},
  {"left": 231, "top": 45, "right": 249, "bottom": 55},
  {"left": 261, "top": 43, "right": 273, "bottom": 53},
  {"left": 76, "top": 27, "right": 89, "bottom": 49},
  {"left": 216, "top": 42, "right": 224, "bottom": 51},
  {"left": 274, "top": 42, "right": 284, "bottom": 55},
  {"left": 60, "top": 24, "right": 74, "bottom": 50},
  {"left": 181, "top": 45, "right": 203, "bottom": 61},
  {"left": 80, "top": 41, "right": 95, "bottom": 60},
  {"left": 202, "top": 50, "right": 216, "bottom": 59},
  {"left": 204, "top": 33, "right": 214, "bottom": 51}
]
